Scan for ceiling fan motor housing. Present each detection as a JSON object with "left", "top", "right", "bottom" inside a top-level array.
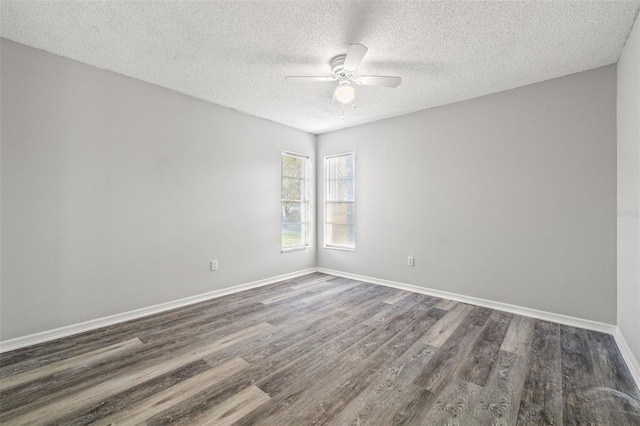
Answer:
[{"left": 331, "top": 55, "right": 352, "bottom": 80}]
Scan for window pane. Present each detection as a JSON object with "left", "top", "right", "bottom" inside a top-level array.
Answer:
[
  {"left": 282, "top": 201, "right": 302, "bottom": 223},
  {"left": 329, "top": 154, "right": 355, "bottom": 179},
  {"left": 282, "top": 155, "right": 304, "bottom": 178},
  {"left": 327, "top": 224, "right": 354, "bottom": 247},
  {"left": 328, "top": 202, "right": 354, "bottom": 224},
  {"left": 282, "top": 223, "right": 303, "bottom": 248},
  {"left": 328, "top": 178, "right": 354, "bottom": 201},
  {"left": 282, "top": 176, "right": 303, "bottom": 201}
]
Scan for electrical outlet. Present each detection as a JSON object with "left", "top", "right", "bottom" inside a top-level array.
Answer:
[
  {"left": 211, "top": 260, "right": 218, "bottom": 271},
  {"left": 408, "top": 256, "right": 414, "bottom": 267}
]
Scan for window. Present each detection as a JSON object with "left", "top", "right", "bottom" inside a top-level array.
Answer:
[
  {"left": 281, "top": 152, "right": 309, "bottom": 251},
  {"left": 325, "top": 152, "right": 355, "bottom": 250}
]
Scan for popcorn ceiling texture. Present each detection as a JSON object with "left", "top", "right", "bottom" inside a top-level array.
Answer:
[{"left": 1, "top": 1, "right": 639, "bottom": 134}]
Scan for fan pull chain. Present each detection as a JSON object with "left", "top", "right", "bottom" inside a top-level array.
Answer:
[{"left": 340, "top": 102, "right": 357, "bottom": 119}]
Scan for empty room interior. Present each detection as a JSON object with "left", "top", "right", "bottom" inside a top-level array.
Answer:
[{"left": 1, "top": 1, "right": 640, "bottom": 425}]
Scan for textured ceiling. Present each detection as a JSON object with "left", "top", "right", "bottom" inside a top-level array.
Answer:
[{"left": 1, "top": 1, "right": 639, "bottom": 134}]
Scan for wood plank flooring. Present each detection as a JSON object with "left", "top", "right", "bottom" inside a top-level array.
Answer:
[{"left": 1, "top": 272, "right": 639, "bottom": 425}]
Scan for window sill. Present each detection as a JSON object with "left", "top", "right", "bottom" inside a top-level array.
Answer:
[
  {"left": 323, "top": 246, "right": 355, "bottom": 252},
  {"left": 281, "top": 246, "right": 310, "bottom": 253}
]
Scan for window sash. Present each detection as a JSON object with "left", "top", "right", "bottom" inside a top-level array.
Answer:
[
  {"left": 325, "top": 152, "right": 355, "bottom": 250},
  {"left": 281, "top": 152, "right": 309, "bottom": 251}
]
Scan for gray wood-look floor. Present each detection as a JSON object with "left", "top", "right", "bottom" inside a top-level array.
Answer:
[{"left": 1, "top": 272, "right": 639, "bottom": 425}]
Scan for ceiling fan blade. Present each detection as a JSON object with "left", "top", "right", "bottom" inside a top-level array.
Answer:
[
  {"left": 352, "top": 75, "right": 402, "bottom": 87},
  {"left": 343, "top": 43, "right": 368, "bottom": 72},
  {"left": 331, "top": 91, "right": 338, "bottom": 105},
  {"left": 285, "top": 76, "right": 336, "bottom": 82}
]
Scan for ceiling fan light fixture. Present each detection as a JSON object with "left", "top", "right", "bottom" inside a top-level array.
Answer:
[{"left": 334, "top": 83, "right": 355, "bottom": 104}]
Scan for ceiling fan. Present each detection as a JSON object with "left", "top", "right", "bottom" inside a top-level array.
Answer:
[{"left": 286, "top": 43, "right": 402, "bottom": 105}]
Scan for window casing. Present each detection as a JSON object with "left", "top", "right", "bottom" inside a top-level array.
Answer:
[
  {"left": 281, "top": 152, "right": 309, "bottom": 251},
  {"left": 325, "top": 152, "right": 355, "bottom": 250}
]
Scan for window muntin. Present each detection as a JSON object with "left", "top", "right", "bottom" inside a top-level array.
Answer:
[
  {"left": 281, "top": 152, "right": 309, "bottom": 251},
  {"left": 325, "top": 152, "right": 355, "bottom": 250}
]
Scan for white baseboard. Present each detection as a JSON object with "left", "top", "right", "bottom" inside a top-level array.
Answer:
[
  {"left": 316, "top": 268, "right": 617, "bottom": 335},
  {"left": 614, "top": 327, "right": 640, "bottom": 388},
  {"left": 0, "top": 268, "right": 317, "bottom": 353}
]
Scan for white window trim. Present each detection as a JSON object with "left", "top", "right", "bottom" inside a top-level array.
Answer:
[
  {"left": 324, "top": 151, "right": 356, "bottom": 251},
  {"left": 281, "top": 151, "right": 310, "bottom": 253}
]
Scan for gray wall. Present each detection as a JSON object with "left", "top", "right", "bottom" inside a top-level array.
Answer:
[
  {"left": 0, "top": 37, "right": 622, "bottom": 341},
  {"left": 318, "top": 66, "right": 617, "bottom": 324},
  {"left": 617, "top": 16, "right": 640, "bottom": 363},
  {"left": 0, "top": 39, "right": 316, "bottom": 340}
]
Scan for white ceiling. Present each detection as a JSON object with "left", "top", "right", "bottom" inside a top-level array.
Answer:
[{"left": 1, "top": 1, "right": 639, "bottom": 134}]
